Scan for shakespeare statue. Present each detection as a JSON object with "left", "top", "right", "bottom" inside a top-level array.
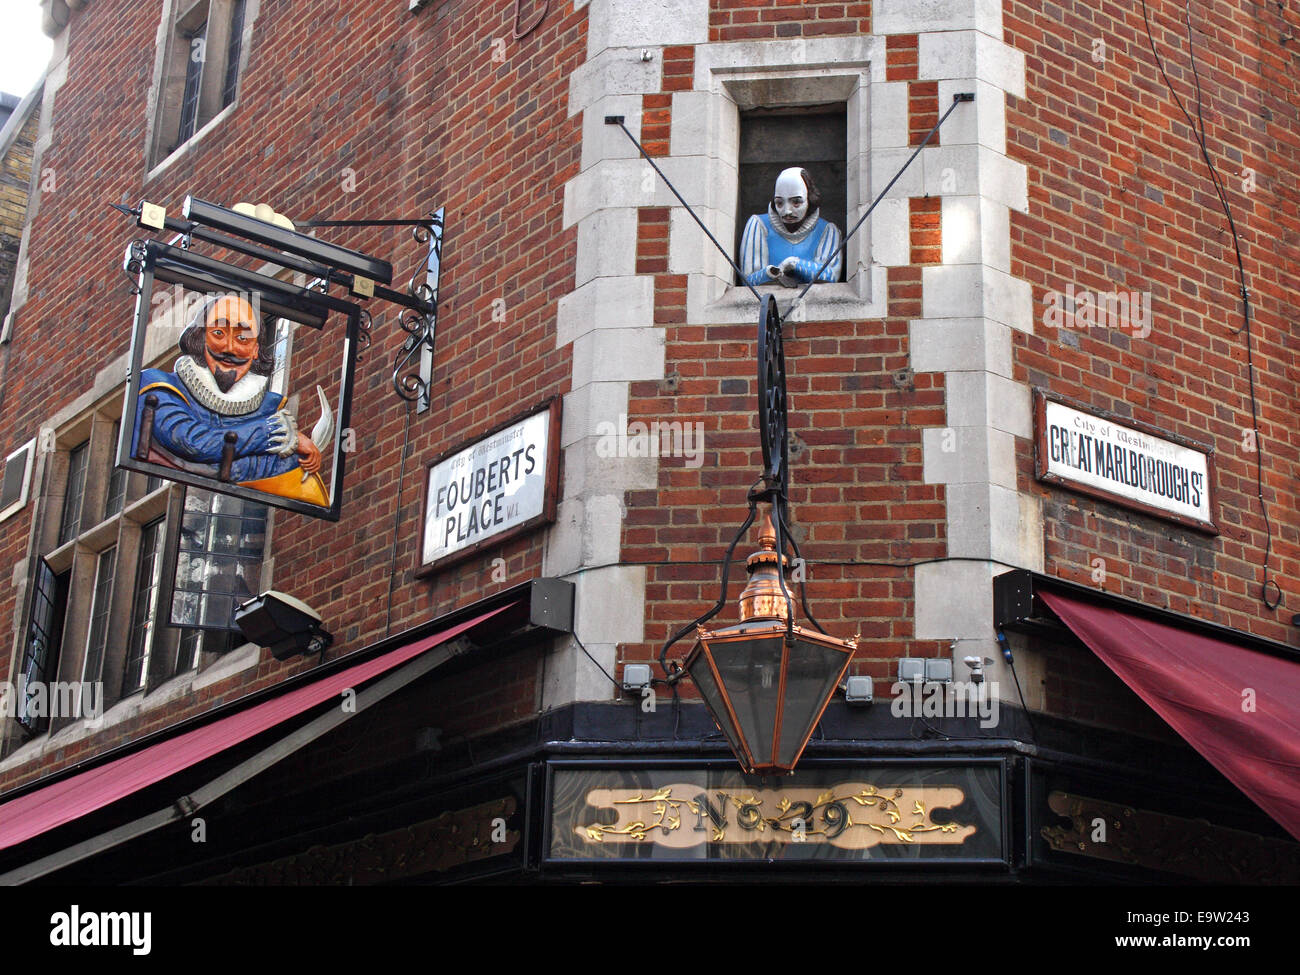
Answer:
[
  {"left": 132, "top": 294, "right": 333, "bottom": 506},
  {"left": 739, "top": 167, "right": 843, "bottom": 288}
]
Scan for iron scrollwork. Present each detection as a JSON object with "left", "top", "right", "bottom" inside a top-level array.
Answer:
[
  {"left": 757, "top": 293, "right": 789, "bottom": 500},
  {"left": 391, "top": 210, "right": 444, "bottom": 410},
  {"left": 121, "top": 239, "right": 148, "bottom": 296}
]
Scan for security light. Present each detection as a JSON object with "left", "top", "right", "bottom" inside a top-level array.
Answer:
[{"left": 235, "top": 590, "right": 333, "bottom": 660}]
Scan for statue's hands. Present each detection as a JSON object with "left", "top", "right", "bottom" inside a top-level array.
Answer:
[
  {"left": 267, "top": 411, "right": 299, "bottom": 456},
  {"left": 295, "top": 433, "right": 322, "bottom": 475},
  {"left": 776, "top": 256, "right": 802, "bottom": 288}
]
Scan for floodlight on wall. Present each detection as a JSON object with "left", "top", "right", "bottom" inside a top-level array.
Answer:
[{"left": 235, "top": 590, "right": 333, "bottom": 660}]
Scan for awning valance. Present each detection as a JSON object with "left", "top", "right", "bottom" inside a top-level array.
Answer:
[
  {"left": 0, "top": 603, "right": 516, "bottom": 880},
  {"left": 1038, "top": 588, "right": 1300, "bottom": 841}
]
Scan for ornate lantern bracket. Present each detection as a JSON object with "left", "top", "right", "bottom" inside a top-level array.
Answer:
[{"left": 604, "top": 96, "right": 973, "bottom": 775}]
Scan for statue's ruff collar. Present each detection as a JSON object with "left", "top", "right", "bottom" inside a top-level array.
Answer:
[
  {"left": 767, "top": 204, "right": 822, "bottom": 245},
  {"left": 175, "top": 355, "right": 269, "bottom": 416}
]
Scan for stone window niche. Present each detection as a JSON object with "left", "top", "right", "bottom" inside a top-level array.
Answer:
[
  {"left": 145, "top": 0, "right": 254, "bottom": 174},
  {"left": 735, "top": 106, "right": 848, "bottom": 286},
  {"left": 690, "top": 42, "right": 885, "bottom": 325}
]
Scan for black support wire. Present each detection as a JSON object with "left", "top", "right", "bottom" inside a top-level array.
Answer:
[
  {"left": 607, "top": 94, "right": 974, "bottom": 316},
  {"left": 605, "top": 115, "right": 764, "bottom": 303},
  {"left": 657, "top": 489, "right": 760, "bottom": 681}
]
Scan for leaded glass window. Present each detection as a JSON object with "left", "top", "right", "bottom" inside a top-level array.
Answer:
[
  {"left": 58, "top": 441, "right": 89, "bottom": 546},
  {"left": 172, "top": 488, "right": 266, "bottom": 631},
  {"left": 16, "top": 560, "right": 68, "bottom": 734},
  {"left": 81, "top": 546, "right": 117, "bottom": 684},
  {"left": 122, "top": 519, "right": 167, "bottom": 695}
]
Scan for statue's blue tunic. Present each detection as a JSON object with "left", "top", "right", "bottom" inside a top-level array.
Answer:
[
  {"left": 133, "top": 367, "right": 299, "bottom": 482},
  {"left": 740, "top": 210, "right": 843, "bottom": 288}
]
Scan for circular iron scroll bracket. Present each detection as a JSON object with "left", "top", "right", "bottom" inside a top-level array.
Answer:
[{"left": 757, "top": 294, "right": 789, "bottom": 503}]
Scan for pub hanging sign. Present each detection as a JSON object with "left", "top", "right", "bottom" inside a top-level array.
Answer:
[
  {"left": 419, "top": 400, "right": 561, "bottom": 574},
  {"left": 1034, "top": 390, "right": 1217, "bottom": 533},
  {"left": 118, "top": 238, "right": 359, "bottom": 521}
]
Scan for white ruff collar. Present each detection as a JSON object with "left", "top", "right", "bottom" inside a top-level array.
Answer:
[
  {"left": 768, "top": 204, "right": 821, "bottom": 244},
  {"left": 175, "top": 356, "right": 269, "bottom": 416}
]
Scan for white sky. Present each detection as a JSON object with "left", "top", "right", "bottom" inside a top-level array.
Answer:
[{"left": 0, "top": 2, "right": 54, "bottom": 100}]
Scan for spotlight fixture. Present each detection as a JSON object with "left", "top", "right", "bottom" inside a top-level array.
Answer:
[{"left": 235, "top": 590, "right": 333, "bottom": 660}]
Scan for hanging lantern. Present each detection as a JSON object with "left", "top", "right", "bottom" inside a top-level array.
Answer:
[{"left": 684, "top": 508, "right": 857, "bottom": 775}]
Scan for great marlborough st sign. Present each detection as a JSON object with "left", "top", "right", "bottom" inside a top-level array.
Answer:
[
  {"left": 419, "top": 400, "right": 560, "bottom": 573},
  {"left": 1034, "top": 391, "right": 1217, "bottom": 533}
]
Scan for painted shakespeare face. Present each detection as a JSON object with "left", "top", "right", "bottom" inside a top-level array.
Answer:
[
  {"left": 203, "top": 294, "right": 260, "bottom": 392},
  {"left": 773, "top": 167, "right": 810, "bottom": 228}
]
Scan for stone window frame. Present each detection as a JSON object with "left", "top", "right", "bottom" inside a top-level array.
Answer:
[
  {"left": 143, "top": 0, "right": 258, "bottom": 178},
  {"left": 686, "top": 36, "right": 887, "bottom": 326}
]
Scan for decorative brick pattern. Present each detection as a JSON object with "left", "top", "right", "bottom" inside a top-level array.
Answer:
[
  {"left": 637, "top": 206, "right": 670, "bottom": 273},
  {"left": 885, "top": 33, "right": 918, "bottom": 81},
  {"left": 908, "top": 80, "right": 939, "bottom": 146},
  {"left": 909, "top": 196, "right": 941, "bottom": 264},
  {"left": 640, "top": 93, "right": 672, "bottom": 157}
]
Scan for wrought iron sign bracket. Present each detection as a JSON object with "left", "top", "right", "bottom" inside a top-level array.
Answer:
[{"left": 114, "top": 200, "right": 446, "bottom": 410}]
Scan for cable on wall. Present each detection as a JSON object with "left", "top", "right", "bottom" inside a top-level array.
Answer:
[{"left": 1138, "top": 0, "right": 1281, "bottom": 610}]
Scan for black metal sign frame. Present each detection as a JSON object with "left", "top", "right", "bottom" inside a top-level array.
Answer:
[{"left": 116, "top": 240, "right": 359, "bottom": 521}]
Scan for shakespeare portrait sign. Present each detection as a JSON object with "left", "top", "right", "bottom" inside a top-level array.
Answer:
[
  {"left": 117, "top": 240, "right": 358, "bottom": 520},
  {"left": 419, "top": 400, "right": 560, "bottom": 574}
]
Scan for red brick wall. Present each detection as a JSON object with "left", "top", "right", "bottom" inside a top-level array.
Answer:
[
  {"left": 1007, "top": 0, "right": 1300, "bottom": 646},
  {"left": 708, "top": 0, "right": 871, "bottom": 42},
  {"left": 619, "top": 258, "right": 951, "bottom": 693},
  {"left": 0, "top": 0, "right": 587, "bottom": 790},
  {"left": 8, "top": 0, "right": 1296, "bottom": 793},
  {"left": 909, "top": 196, "right": 942, "bottom": 264}
]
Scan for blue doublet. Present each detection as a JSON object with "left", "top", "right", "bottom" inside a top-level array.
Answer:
[
  {"left": 740, "top": 210, "right": 843, "bottom": 288},
  {"left": 133, "top": 366, "right": 300, "bottom": 482}
]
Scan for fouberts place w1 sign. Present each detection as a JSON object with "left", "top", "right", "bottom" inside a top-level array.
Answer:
[
  {"left": 419, "top": 401, "right": 560, "bottom": 573},
  {"left": 1034, "top": 391, "right": 1216, "bottom": 532}
]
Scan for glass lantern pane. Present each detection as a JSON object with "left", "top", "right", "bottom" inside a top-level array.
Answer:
[
  {"left": 687, "top": 648, "right": 745, "bottom": 762},
  {"left": 777, "top": 637, "right": 852, "bottom": 768},
  {"left": 709, "top": 635, "right": 784, "bottom": 770}
]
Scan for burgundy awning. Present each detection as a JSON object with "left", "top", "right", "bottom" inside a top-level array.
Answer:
[
  {"left": 0, "top": 605, "right": 510, "bottom": 853},
  {"left": 1039, "top": 589, "right": 1300, "bottom": 841}
]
